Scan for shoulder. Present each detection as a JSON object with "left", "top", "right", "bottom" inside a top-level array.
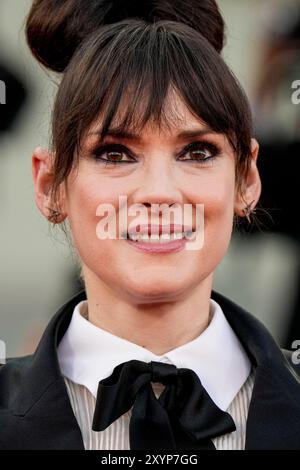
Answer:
[
  {"left": 0, "top": 290, "right": 85, "bottom": 413},
  {"left": 0, "top": 355, "right": 34, "bottom": 407},
  {"left": 281, "top": 348, "right": 300, "bottom": 378}
]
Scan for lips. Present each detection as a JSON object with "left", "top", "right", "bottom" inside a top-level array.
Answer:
[
  {"left": 126, "top": 236, "right": 187, "bottom": 253},
  {"left": 122, "top": 223, "right": 197, "bottom": 253}
]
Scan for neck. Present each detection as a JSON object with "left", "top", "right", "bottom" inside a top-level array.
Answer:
[{"left": 81, "top": 267, "right": 214, "bottom": 356}]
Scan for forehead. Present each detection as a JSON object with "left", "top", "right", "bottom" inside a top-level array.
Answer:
[{"left": 88, "top": 86, "right": 209, "bottom": 139}]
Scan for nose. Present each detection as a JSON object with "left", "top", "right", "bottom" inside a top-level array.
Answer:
[{"left": 130, "top": 160, "right": 183, "bottom": 208}]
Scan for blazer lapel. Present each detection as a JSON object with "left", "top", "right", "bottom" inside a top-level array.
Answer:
[{"left": 211, "top": 290, "right": 300, "bottom": 450}]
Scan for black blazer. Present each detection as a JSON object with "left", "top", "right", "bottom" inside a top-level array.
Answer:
[{"left": 0, "top": 289, "right": 300, "bottom": 450}]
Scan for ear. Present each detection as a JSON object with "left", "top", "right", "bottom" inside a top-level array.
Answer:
[
  {"left": 32, "top": 147, "right": 67, "bottom": 223},
  {"left": 234, "top": 138, "right": 262, "bottom": 218}
]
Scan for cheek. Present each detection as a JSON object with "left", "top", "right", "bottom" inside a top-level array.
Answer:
[
  {"left": 186, "top": 168, "right": 235, "bottom": 223},
  {"left": 66, "top": 173, "right": 127, "bottom": 253},
  {"left": 200, "top": 173, "right": 235, "bottom": 260},
  {"left": 184, "top": 170, "right": 235, "bottom": 266},
  {"left": 205, "top": 179, "right": 235, "bottom": 220}
]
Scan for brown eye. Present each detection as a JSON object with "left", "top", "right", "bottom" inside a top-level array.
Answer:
[
  {"left": 178, "top": 141, "right": 221, "bottom": 163},
  {"left": 190, "top": 148, "right": 211, "bottom": 160},
  {"left": 105, "top": 151, "right": 124, "bottom": 162},
  {"left": 92, "top": 144, "right": 136, "bottom": 165}
]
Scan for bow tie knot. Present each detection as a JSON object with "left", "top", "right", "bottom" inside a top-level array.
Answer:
[
  {"left": 92, "top": 359, "right": 236, "bottom": 450},
  {"left": 150, "top": 361, "right": 178, "bottom": 384}
]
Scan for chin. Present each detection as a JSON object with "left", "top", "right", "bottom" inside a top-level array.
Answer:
[{"left": 123, "top": 275, "right": 195, "bottom": 304}]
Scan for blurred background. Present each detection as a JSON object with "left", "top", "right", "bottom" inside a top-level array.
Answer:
[{"left": 0, "top": 0, "right": 299, "bottom": 357}]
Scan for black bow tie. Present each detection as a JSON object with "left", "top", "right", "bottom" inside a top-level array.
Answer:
[{"left": 92, "top": 359, "right": 236, "bottom": 450}]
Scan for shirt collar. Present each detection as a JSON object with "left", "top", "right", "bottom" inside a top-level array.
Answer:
[{"left": 57, "top": 298, "right": 251, "bottom": 411}]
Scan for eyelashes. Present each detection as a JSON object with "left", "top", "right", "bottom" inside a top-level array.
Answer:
[
  {"left": 178, "top": 141, "right": 222, "bottom": 163},
  {"left": 91, "top": 143, "right": 136, "bottom": 166},
  {"left": 90, "top": 140, "right": 222, "bottom": 167}
]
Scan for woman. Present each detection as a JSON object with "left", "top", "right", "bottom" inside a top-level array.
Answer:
[{"left": 0, "top": 0, "right": 299, "bottom": 450}]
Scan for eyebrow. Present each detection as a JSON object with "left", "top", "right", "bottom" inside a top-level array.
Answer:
[{"left": 88, "top": 126, "right": 216, "bottom": 142}]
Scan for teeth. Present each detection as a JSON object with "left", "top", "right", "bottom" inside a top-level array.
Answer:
[
  {"left": 128, "top": 231, "right": 193, "bottom": 242},
  {"left": 184, "top": 230, "right": 194, "bottom": 239},
  {"left": 164, "top": 232, "right": 183, "bottom": 240},
  {"left": 128, "top": 234, "right": 139, "bottom": 241}
]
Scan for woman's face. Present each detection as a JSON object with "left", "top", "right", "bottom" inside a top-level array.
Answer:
[{"left": 56, "top": 91, "right": 260, "bottom": 304}]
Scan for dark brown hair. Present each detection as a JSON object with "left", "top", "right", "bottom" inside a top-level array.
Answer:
[{"left": 26, "top": 0, "right": 255, "bottom": 227}]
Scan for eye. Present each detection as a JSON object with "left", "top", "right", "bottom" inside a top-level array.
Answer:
[
  {"left": 178, "top": 141, "right": 221, "bottom": 163},
  {"left": 91, "top": 144, "right": 136, "bottom": 165}
]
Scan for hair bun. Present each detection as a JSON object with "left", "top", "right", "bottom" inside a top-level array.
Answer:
[{"left": 26, "top": 0, "right": 225, "bottom": 73}]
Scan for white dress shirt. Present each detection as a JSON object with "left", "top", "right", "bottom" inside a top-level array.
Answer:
[{"left": 58, "top": 298, "right": 255, "bottom": 450}]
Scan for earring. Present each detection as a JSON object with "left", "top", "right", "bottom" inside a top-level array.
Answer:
[
  {"left": 46, "top": 206, "right": 62, "bottom": 223},
  {"left": 242, "top": 199, "right": 256, "bottom": 224}
]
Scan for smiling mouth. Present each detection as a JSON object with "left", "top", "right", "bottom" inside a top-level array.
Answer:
[{"left": 125, "top": 230, "right": 195, "bottom": 243}]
